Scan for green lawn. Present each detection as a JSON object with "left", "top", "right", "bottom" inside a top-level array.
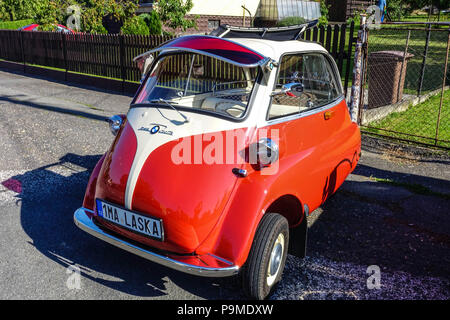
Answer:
[
  {"left": 0, "top": 19, "right": 33, "bottom": 30},
  {"left": 363, "top": 89, "right": 450, "bottom": 148},
  {"left": 399, "top": 14, "right": 450, "bottom": 25}
]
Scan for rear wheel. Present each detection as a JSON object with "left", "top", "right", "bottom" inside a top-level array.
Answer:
[{"left": 242, "top": 213, "right": 289, "bottom": 300}]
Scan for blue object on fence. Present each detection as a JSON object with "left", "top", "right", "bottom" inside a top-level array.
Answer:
[{"left": 379, "top": 0, "right": 386, "bottom": 22}]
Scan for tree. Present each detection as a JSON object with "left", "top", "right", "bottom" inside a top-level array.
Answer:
[
  {"left": 0, "top": 0, "right": 35, "bottom": 21},
  {"left": 405, "top": 0, "right": 447, "bottom": 10},
  {"left": 156, "top": 0, "right": 197, "bottom": 34},
  {"left": 34, "top": 0, "right": 68, "bottom": 31},
  {"left": 386, "top": 0, "right": 405, "bottom": 21},
  {"left": 75, "top": 0, "right": 139, "bottom": 34}
]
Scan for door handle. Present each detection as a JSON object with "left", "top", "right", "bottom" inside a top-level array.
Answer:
[{"left": 324, "top": 111, "right": 335, "bottom": 120}]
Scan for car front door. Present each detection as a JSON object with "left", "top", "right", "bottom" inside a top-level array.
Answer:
[{"left": 260, "top": 52, "right": 357, "bottom": 213}]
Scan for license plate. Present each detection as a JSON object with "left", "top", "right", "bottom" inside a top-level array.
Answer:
[{"left": 96, "top": 199, "right": 163, "bottom": 241}]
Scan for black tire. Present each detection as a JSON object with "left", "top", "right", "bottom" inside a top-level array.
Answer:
[{"left": 242, "top": 213, "right": 289, "bottom": 300}]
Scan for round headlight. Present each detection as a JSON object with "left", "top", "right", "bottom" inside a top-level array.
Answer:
[{"left": 107, "top": 115, "right": 123, "bottom": 136}]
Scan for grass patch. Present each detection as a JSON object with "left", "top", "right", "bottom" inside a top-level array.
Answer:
[
  {"left": 0, "top": 19, "right": 33, "bottom": 30},
  {"left": 370, "top": 176, "right": 450, "bottom": 200},
  {"left": 398, "top": 14, "right": 450, "bottom": 26},
  {"left": 364, "top": 89, "right": 450, "bottom": 148}
]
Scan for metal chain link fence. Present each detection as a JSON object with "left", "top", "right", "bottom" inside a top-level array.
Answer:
[{"left": 360, "top": 25, "right": 450, "bottom": 149}]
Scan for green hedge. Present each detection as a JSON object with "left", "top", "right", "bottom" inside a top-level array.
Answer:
[{"left": 0, "top": 19, "right": 34, "bottom": 30}]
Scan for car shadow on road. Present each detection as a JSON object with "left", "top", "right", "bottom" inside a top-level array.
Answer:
[
  {"left": 0, "top": 68, "right": 136, "bottom": 98},
  {"left": 4, "top": 153, "right": 242, "bottom": 299},
  {"left": 0, "top": 95, "right": 108, "bottom": 122},
  {"left": 307, "top": 163, "right": 450, "bottom": 281}
]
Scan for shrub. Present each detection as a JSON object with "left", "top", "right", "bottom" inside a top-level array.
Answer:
[
  {"left": 318, "top": 0, "right": 329, "bottom": 26},
  {"left": 277, "top": 16, "right": 306, "bottom": 27},
  {"left": 121, "top": 15, "right": 150, "bottom": 35},
  {"left": 139, "top": 11, "right": 162, "bottom": 35}
]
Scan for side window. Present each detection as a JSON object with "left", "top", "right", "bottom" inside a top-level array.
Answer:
[{"left": 268, "top": 53, "right": 341, "bottom": 120}]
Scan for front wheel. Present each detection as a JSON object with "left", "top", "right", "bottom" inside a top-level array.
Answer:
[{"left": 242, "top": 213, "right": 289, "bottom": 300}]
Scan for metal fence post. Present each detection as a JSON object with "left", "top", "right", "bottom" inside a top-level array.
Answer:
[
  {"left": 418, "top": 24, "right": 431, "bottom": 96},
  {"left": 434, "top": 30, "right": 450, "bottom": 146},
  {"left": 349, "top": 14, "right": 367, "bottom": 123},
  {"left": 344, "top": 21, "right": 355, "bottom": 100},
  {"left": 397, "top": 30, "right": 411, "bottom": 100},
  {"left": 357, "top": 28, "right": 369, "bottom": 125}
]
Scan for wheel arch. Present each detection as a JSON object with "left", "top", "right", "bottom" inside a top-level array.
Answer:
[
  {"left": 264, "top": 194, "right": 308, "bottom": 259},
  {"left": 265, "top": 194, "right": 303, "bottom": 227}
]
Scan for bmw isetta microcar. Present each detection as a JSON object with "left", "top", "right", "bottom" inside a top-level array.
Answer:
[{"left": 74, "top": 22, "right": 361, "bottom": 300}]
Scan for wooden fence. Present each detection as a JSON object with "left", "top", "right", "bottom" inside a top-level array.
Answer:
[{"left": 0, "top": 22, "right": 356, "bottom": 96}]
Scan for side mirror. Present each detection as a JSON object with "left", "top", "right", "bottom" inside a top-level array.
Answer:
[
  {"left": 282, "top": 82, "right": 304, "bottom": 97},
  {"left": 133, "top": 52, "right": 154, "bottom": 80},
  {"left": 271, "top": 82, "right": 304, "bottom": 97},
  {"left": 107, "top": 115, "right": 125, "bottom": 136}
]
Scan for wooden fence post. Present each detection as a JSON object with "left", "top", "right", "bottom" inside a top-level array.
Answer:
[
  {"left": 119, "top": 34, "right": 125, "bottom": 93},
  {"left": 20, "top": 30, "right": 26, "bottom": 72},
  {"left": 62, "top": 32, "right": 68, "bottom": 81}
]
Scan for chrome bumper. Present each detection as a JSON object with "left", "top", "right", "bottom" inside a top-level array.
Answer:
[{"left": 73, "top": 208, "right": 239, "bottom": 277}]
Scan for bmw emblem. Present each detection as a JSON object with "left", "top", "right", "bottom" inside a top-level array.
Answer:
[{"left": 150, "top": 125, "right": 160, "bottom": 134}]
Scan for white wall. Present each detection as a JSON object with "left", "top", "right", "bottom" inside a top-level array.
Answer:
[{"left": 190, "top": 0, "right": 260, "bottom": 17}]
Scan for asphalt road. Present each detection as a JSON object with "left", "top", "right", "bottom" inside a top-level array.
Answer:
[{"left": 0, "top": 69, "right": 449, "bottom": 300}]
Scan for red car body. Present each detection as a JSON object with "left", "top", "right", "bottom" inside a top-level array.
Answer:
[{"left": 74, "top": 28, "right": 361, "bottom": 298}]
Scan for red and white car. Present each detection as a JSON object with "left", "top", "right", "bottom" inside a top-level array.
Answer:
[
  {"left": 18, "top": 23, "right": 75, "bottom": 33},
  {"left": 74, "top": 22, "right": 361, "bottom": 300}
]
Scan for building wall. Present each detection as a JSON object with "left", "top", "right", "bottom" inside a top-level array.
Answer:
[
  {"left": 346, "top": 0, "right": 377, "bottom": 19},
  {"left": 326, "top": 0, "right": 376, "bottom": 22},
  {"left": 139, "top": 0, "right": 256, "bottom": 34},
  {"left": 171, "top": 14, "right": 252, "bottom": 35},
  {"left": 190, "top": 0, "right": 259, "bottom": 17}
]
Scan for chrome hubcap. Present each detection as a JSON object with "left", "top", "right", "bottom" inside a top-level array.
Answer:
[{"left": 267, "top": 233, "right": 284, "bottom": 287}]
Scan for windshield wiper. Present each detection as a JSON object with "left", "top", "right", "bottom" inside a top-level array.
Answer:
[{"left": 149, "top": 98, "right": 190, "bottom": 123}]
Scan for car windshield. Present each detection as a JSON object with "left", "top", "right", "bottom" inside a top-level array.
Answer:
[{"left": 134, "top": 53, "right": 259, "bottom": 119}]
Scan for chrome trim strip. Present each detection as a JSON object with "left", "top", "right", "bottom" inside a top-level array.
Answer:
[
  {"left": 265, "top": 96, "right": 345, "bottom": 126},
  {"left": 74, "top": 208, "right": 239, "bottom": 277}
]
